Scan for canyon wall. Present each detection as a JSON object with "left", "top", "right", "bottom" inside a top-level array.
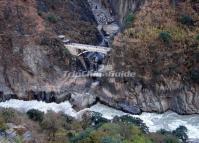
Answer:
[
  {"left": 0, "top": 0, "right": 98, "bottom": 100},
  {"left": 109, "top": 0, "right": 144, "bottom": 23},
  {"left": 94, "top": 0, "right": 199, "bottom": 115}
]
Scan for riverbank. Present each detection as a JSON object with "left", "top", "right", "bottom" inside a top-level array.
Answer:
[{"left": 0, "top": 99, "right": 198, "bottom": 141}]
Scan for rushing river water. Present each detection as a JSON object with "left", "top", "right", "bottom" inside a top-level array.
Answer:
[{"left": 0, "top": 99, "right": 199, "bottom": 141}]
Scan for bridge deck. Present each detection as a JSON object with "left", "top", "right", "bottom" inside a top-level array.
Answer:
[{"left": 64, "top": 43, "right": 111, "bottom": 54}]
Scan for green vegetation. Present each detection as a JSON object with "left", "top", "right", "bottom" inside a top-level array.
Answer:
[
  {"left": 0, "top": 108, "right": 19, "bottom": 123},
  {"left": 47, "top": 14, "right": 58, "bottom": 23},
  {"left": 180, "top": 15, "right": 194, "bottom": 26},
  {"left": 0, "top": 116, "right": 7, "bottom": 132},
  {"left": 70, "top": 123, "right": 152, "bottom": 143},
  {"left": 0, "top": 108, "right": 183, "bottom": 142},
  {"left": 27, "top": 109, "right": 44, "bottom": 122},
  {"left": 125, "top": 13, "right": 135, "bottom": 27},
  {"left": 159, "top": 32, "right": 172, "bottom": 46},
  {"left": 113, "top": 115, "right": 149, "bottom": 133},
  {"left": 172, "top": 126, "right": 188, "bottom": 143},
  {"left": 190, "top": 69, "right": 199, "bottom": 83},
  {"left": 196, "top": 34, "right": 199, "bottom": 41}
]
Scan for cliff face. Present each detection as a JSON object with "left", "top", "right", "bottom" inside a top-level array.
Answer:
[
  {"left": 0, "top": 0, "right": 99, "bottom": 99},
  {"left": 109, "top": 0, "right": 144, "bottom": 23},
  {"left": 95, "top": 0, "right": 199, "bottom": 114}
]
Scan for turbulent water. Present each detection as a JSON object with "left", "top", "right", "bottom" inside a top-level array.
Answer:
[{"left": 0, "top": 100, "right": 199, "bottom": 141}]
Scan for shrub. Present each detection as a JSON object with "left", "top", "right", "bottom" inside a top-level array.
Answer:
[
  {"left": 196, "top": 34, "right": 199, "bottom": 41},
  {"left": 38, "top": 11, "right": 42, "bottom": 17},
  {"left": 47, "top": 14, "right": 58, "bottom": 23},
  {"left": 164, "top": 137, "right": 180, "bottom": 143},
  {"left": 40, "top": 111, "right": 63, "bottom": 140},
  {"left": 101, "top": 136, "right": 121, "bottom": 143},
  {"left": 27, "top": 109, "right": 44, "bottom": 122},
  {"left": 90, "top": 112, "right": 109, "bottom": 128},
  {"left": 159, "top": 32, "right": 172, "bottom": 46},
  {"left": 0, "top": 108, "right": 18, "bottom": 123},
  {"left": 180, "top": 15, "right": 194, "bottom": 26},
  {"left": 158, "top": 129, "right": 172, "bottom": 135},
  {"left": 0, "top": 116, "right": 7, "bottom": 132},
  {"left": 70, "top": 128, "right": 94, "bottom": 143},
  {"left": 172, "top": 126, "right": 188, "bottom": 143},
  {"left": 125, "top": 13, "right": 135, "bottom": 26},
  {"left": 190, "top": 69, "right": 199, "bottom": 83}
]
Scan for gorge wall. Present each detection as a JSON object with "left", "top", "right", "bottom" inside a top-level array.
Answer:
[
  {"left": 94, "top": 0, "right": 199, "bottom": 115},
  {"left": 109, "top": 0, "right": 144, "bottom": 23},
  {"left": 0, "top": 0, "right": 99, "bottom": 101}
]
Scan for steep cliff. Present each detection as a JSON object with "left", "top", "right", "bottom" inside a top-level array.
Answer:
[
  {"left": 109, "top": 0, "right": 144, "bottom": 23},
  {"left": 0, "top": 0, "right": 99, "bottom": 100},
  {"left": 96, "top": 0, "right": 199, "bottom": 114}
]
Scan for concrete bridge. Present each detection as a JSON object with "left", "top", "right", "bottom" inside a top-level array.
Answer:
[{"left": 64, "top": 43, "right": 111, "bottom": 56}]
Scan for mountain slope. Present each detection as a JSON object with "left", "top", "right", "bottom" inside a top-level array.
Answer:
[
  {"left": 97, "top": 0, "right": 199, "bottom": 114},
  {"left": 0, "top": 0, "right": 99, "bottom": 98}
]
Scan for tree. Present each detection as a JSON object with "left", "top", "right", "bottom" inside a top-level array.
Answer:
[
  {"left": 89, "top": 112, "right": 109, "bottom": 128},
  {"left": 40, "top": 111, "right": 63, "bottom": 141},
  {"left": 172, "top": 126, "right": 188, "bottom": 143},
  {"left": 113, "top": 115, "right": 149, "bottom": 133}
]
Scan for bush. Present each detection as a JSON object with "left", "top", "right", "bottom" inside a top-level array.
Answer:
[
  {"left": 101, "top": 136, "right": 121, "bottom": 143},
  {"left": 47, "top": 14, "right": 58, "bottom": 23},
  {"left": 0, "top": 108, "right": 17, "bottom": 123},
  {"left": 180, "top": 15, "right": 194, "bottom": 26},
  {"left": 27, "top": 109, "right": 44, "bottom": 122},
  {"left": 159, "top": 32, "right": 172, "bottom": 46},
  {"left": 40, "top": 111, "right": 63, "bottom": 140},
  {"left": 164, "top": 137, "right": 180, "bottom": 143},
  {"left": 196, "top": 34, "right": 199, "bottom": 41},
  {"left": 190, "top": 69, "right": 199, "bottom": 83},
  {"left": 125, "top": 13, "right": 135, "bottom": 26},
  {"left": 172, "top": 126, "right": 188, "bottom": 143},
  {"left": 0, "top": 116, "right": 7, "bottom": 132},
  {"left": 158, "top": 129, "right": 173, "bottom": 135},
  {"left": 90, "top": 112, "right": 109, "bottom": 128}
]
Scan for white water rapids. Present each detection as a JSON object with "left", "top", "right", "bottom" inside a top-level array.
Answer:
[{"left": 0, "top": 99, "right": 199, "bottom": 141}]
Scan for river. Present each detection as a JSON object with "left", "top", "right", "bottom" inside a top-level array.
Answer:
[{"left": 0, "top": 99, "right": 199, "bottom": 142}]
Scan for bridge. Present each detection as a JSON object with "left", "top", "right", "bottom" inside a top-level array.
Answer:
[{"left": 64, "top": 43, "right": 111, "bottom": 56}]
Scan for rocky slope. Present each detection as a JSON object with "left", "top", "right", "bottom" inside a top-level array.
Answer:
[
  {"left": 95, "top": 0, "right": 199, "bottom": 114},
  {"left": 0, "top": 0, "right": 99, "bottom": 101},
  {"left": 0, "top": 0, "right": 199, "bottom": 116}
]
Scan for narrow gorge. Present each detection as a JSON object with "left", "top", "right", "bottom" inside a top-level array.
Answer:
[{"left": 0, "top": 0, "right": 199, "bottom": 142}]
